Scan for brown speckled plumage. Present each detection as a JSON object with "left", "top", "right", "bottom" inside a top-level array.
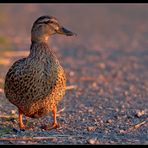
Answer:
[{"left": 4, "top": 15, "right": 75, "bottom": 130}]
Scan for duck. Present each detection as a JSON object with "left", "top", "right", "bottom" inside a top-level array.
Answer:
[{"left": 4, "top": 15, "right": 76, "bottom": 130}]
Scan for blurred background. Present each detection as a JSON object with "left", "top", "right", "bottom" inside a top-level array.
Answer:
[{"left": 0, "top": 4, "right": 148, "bottom": 51}]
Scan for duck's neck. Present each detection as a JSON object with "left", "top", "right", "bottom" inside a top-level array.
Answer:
[
  {"left": 28, "top": 41, "right": 59, "bottom": 65},
  {"left": 29, "top": 41, "right": 53, "bottom": 58},
  {"left": 31, "top": 37, "right": 49, "bottom": 43},
  {"left": 31, "top": 31, "right": 49, "bottom": 43}
]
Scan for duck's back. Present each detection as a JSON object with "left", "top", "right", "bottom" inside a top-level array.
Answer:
[{"left": 4, "top": 44, "right": 66, "bottom": 118}]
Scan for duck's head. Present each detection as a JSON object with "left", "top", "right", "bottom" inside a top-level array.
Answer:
[{"left": 31, "top": 15, "right": 76, "bottom": 42}]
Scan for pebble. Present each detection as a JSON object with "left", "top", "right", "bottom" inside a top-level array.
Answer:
[
  {"left": 135, "top": 110, "right": 145, "bottom": 117},
  {"left": 87, "top": 126, "right": 97, "bottom": 132},
  {"left": 0, "top": 88, "right": 4, "bottom": 93},
  {"left": 11, "top": 110, "right": 17, "bottom": 114},
  {"left": 18, "top": 141, "right": 26, "bottom": 144},
  {"left": 92, "top": 82, "right": 98, "bottom": 88},
  {"left": 98, "top": 63, "right": 106, "bottom": 69},
  {"left": 124, "top": 91, "right": 129, "bottom": 96},
  {"left": 87, "top": 138, "right": 99, "bottom": 144},
  {"left": 106, "top": 119, "right": 112, "bottom": 123},
  {"left": 69, "top": 71, "right": 75, "bottom": 76}
]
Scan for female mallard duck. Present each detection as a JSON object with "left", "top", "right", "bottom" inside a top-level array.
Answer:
[{"left": 4, "top": 15, "right": 76, "bottom": 130}]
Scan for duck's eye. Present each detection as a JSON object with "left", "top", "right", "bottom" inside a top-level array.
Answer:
[
  {"left": 50, "top": 21, "right": 54, "bottom": 24},
  {"left": 44, "top": 20, "right": 50, "bottom": 24}
]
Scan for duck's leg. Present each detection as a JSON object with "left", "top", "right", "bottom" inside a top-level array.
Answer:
[
  {"left": 18, "top": 109, "right": 25, "bottom": 130},
  {"left": 51, "top": 105, "right": 59, "bottom": 128},
  {"left": 42, "top": 105, "right": 59, "bottom": 130}
]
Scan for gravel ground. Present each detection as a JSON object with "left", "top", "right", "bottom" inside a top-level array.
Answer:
[{"left": 0, "top": 4, "right": 148, "bottom": 144}]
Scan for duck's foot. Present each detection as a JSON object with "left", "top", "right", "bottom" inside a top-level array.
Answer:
[
  {"left": 19, "top": 123, "right": 26, "bottom": 130},
  {"left": 41, "top": 105, "right": 60, "bottom": 130},
  {"left": 19, "top": 124, "right": 35, "bottom": 131},
  {"left": 41, "top": 123, "right": 59, "bottom": 130}
]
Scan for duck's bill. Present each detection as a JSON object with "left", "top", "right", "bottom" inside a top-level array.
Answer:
[{"left": 57, "top": 27, "right": 77, "bottom": 36}]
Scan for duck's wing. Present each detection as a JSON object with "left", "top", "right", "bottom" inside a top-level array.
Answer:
[
  {"left": 4, "top": 57, "right": 58, "bottom": 105},
  {"left": 4, "top": 58, "right": 27, "bottom": 103}
]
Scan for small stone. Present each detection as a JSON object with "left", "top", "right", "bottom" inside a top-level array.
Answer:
[
  {"left": 98, "top": 106, "right": 103, "bottom": 109},
  {"left": 124, "top": 91, "right": 128, "bottom": 96},
  {"left": 0, "top": 88, "right": 4, "bottom": 93},
  {"left": 92, "top": 82, "right": 97, "bottom": 88},
  {"left": 115, "top": 108, "right": 119, "bottom": 112},
  {"left": 11, "top": 110, "right": 17, "bottom": 114},
  {"left": 87, "top": 108, "right": 93, "bottom": 113},
  {"left": 106, "top": 119, "right": 112, "bottom": 123},
  {"left": 100, "top": 120, "right": 104, "bottom": 124},
  {"left": 98, "top": 63, "right": 106, "bottom": 69},
  {"left": 105, "top": 130, "right": 109, "bottom": 134},
  {"left": 119, "top": 129, "right": 126, "bottom": 134},
  {"left": 18, "top": 141, "right": 26, "bottom": 144},
  {"left": 87, "top": 126, "right": 97, "bottom": 132},
  {"left": 87, "top": 138, "right": 99, "bottom": 144},
  {"left": 69, "top": 71, "right": 75, "bottom": 76},
  {"left": 50, "top": 138, "right": 58, "bottom": 143},
  {"left": 135, "top": 110, "right": 145, "bottom": 117}
]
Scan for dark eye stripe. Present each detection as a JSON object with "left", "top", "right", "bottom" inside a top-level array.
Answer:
[
  {"left": 37, "top": 20, "right": 57, "bottom": 25},
  {"left": 37, "top": 20, "right": 50, "bottom": 24}
]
